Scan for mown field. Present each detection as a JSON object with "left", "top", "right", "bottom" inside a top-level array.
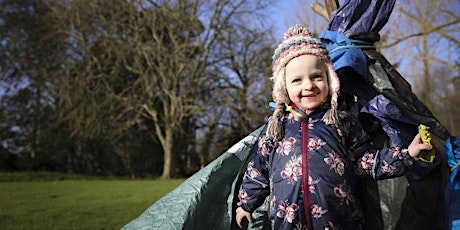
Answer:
[{"left": 0, "top": 173, "right": 185, "bottom": 230}]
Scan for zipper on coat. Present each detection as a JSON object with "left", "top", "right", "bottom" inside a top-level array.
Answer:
[{"left": 301, "top": 121, "right": 312, "bottom": 229}]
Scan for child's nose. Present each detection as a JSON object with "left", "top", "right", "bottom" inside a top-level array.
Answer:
[{"left": 302, "top": 80, "right": 315, "bottom": 90}]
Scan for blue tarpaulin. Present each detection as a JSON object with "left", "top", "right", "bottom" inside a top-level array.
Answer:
[{"left": 327, "top": 0, "right": 396, "bottom": 36}]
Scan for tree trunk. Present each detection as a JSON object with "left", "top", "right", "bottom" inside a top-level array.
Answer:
[
  {"left": 160, "top": 129, "right": 174, "bottom": 179},
  {"left": 421, "top": 33, "right": 432, "bottom": 109}
]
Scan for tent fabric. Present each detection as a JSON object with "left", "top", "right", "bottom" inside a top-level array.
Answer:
[
  {"left": 121, "top": 126, "right": 268, "bottom": 230},
  {"left": 362, "top": 49, "right": 450, "bottom": 140},
  {"left": 362, "top": 46, "right": 448, "bottom": 230}
]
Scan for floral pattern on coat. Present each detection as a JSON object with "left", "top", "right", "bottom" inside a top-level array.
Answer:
[{"left": 238, "top": 107, "right": 421, "bottom": 230}]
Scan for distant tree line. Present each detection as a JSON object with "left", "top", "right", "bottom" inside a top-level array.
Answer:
[
  {"left": 1, "top": 0, "right": 458, "bottom": 179},
  {"left": 0, "top": 0, "right": 277, "bottom": 178}
]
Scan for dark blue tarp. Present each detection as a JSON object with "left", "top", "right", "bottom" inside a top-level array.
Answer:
[{"left": 327, "top": 0, "right": 396, "bottom": 36}]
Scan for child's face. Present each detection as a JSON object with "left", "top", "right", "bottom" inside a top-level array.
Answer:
[{"left": 285, "top": 55, "right": 329, "bottom": 112}]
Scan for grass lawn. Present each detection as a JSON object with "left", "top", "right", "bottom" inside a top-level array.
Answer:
[{"left": 0, "top": 174, "right": 185, "bottom": 230}]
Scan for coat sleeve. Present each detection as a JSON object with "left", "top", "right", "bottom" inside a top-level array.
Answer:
[
  {"left": 343, "top": 112, "right": 440, "bottom": 180},
  {"left": 237, "top": 125, "right": 274, "bottom": 213}
]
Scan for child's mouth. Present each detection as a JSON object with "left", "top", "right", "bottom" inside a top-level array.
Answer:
[{"left": 302, "top": 94, "right": 315, "bottom": 98}]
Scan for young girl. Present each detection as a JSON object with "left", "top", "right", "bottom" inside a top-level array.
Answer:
[{"left": 235, "top": 25, "right": 434, "bottom": 230}]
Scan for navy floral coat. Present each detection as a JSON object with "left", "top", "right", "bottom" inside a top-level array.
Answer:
[{"left": 237, "top": 106, "right": 425, "bottom": 230}]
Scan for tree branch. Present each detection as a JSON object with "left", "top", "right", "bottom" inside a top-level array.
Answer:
[
  {"left": 311, "top": 0, "right": 339, "bottom": 21},
  {"left": 382, "top": 20, "right": 460, "bottom": 48}
]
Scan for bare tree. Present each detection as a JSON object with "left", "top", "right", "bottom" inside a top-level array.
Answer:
[
  {"left": 48, "top": 0, "right": 277, "bottom": 178},
  {"left": 310, "top": 0, "right": 338, "bottom": 20},
  {"left": 136, "top": 0, "right": 276, "bottom": 178},
  {"left": 198, "top": 19, "right": 275, "bottom": 161},
  {"left": 429, "top": 65, "right": 460, "bottom": 136},
  {"left": 382, "top": 0, "right": 460, "bottom": 110}
]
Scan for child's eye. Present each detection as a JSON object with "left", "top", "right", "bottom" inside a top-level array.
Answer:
[
  {"left": 312, "top": 75, "right": 324, "bottom": 80},
  {"left": 291, "top": 78, "right": 301, "bottom": 83}
]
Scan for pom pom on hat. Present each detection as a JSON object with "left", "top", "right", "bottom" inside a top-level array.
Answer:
[{"left": 270, "top": 24, "right": 340, "bottom": 126}]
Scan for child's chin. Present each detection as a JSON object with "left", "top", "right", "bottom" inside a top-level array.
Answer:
[{"left": 299, "top": 103, "right": 321, "bottom": 111}]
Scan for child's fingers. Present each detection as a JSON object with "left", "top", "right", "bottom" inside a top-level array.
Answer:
[
  {"left": 236, "top": 213, "right": 244, "bottom": 228},
  {"left": 422, "top": 143, "right": 433, "bottom": 151},
  {"left": 236, "top": 208, "right": 251, "bottom": 228},
  {"left": 412, "top": 133, "right": 421, "bottom": 144},
  {"left": 409, "top": 133, "right": 432, "bottom": 158},
  {"left": 236, "top": 211, "right": 253, "bottom": 228},
  {"left": 247, "top": 213, "right": 254, "bottom": 224},
  {"left": 236, "top": 215, "right": 243, "bottom": 228}
]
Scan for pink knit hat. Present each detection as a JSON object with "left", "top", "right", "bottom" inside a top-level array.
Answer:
[{"left": 271, "top": 24, "right": 340, "bottom": 125}]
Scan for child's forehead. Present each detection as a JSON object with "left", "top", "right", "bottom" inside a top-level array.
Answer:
[
  {"left": 289, "top": 54, "right": 323, "bottom": 62},
  {"left": 285, "top": 55, "right": 328, "bottom": 70}
]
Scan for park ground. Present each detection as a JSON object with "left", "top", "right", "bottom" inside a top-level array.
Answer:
[{"left": 0, "top": 172, "right": 184, "bottom": 230}]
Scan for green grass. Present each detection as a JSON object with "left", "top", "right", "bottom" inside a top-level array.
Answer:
[{"left": 0, "top": 173, "right": 185, "bottom": 230}]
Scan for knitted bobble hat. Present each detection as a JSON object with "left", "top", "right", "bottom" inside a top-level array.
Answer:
[{"left": 271, "top": 24, "right": 340, "bottom": 125}]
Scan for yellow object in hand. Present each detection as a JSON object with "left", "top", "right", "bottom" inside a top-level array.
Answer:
[{"left": 417, "top": 124, "right": 435, "bottom": 163}]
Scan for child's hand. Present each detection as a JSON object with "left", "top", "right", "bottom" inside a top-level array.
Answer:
[
  {"left": 408, "top": 133, "right": 433, "bottom": 160},
  {"left": 236, "top": 207, "right": 253, "bottom": 229}
]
